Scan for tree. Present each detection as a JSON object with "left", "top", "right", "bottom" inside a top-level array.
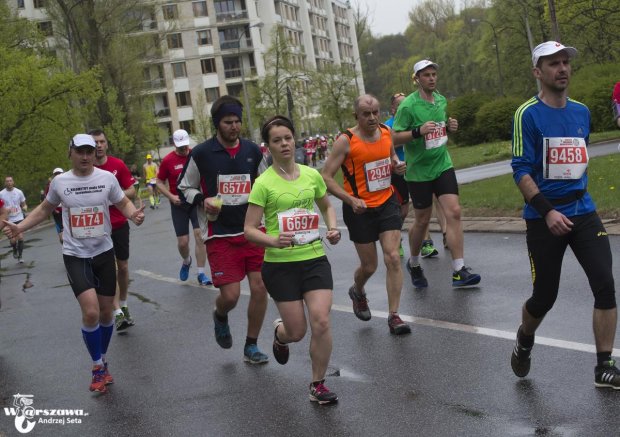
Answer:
[
  {"left": 45, "top": 0, "right": 160, "bottom": 161},
  {"left": 0, "top": 3, "right": 101, "bottom": 200},
  {"left": 308, "top": 63, "right": 358, "bottom": 132}
]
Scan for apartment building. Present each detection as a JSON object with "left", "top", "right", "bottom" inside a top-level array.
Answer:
[{"left": 12, "top": 0, "right": 363, "bottom": 142}]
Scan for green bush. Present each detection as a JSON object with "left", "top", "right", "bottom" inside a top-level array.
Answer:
[
  {"left": 474, "top": 96, "right": 523, "bottom": 143},
  {"left": 448, "top": 92, "right": 493, "bottom": 146},
  {"left": 570, "top": 62, "right": 620, "bottom": 132}
]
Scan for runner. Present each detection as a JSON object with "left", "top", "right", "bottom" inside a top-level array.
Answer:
[
  {"left": 45, "top": 168, "right": 65, "bottom": 244},
  {"left": 510, "top": 41, "right": 619, "bottom": 388},
  {"left": 92, "top": 129, "right": 138, "bottom": 332},
  {"left": 244, "top": 115, "right": 341, "bottom": 404},
  {"left": 322, "top": 94, "right": 411, "bottom": 335},
  {"left": 156, "top": 129, "right": 212, "bottom": 286},
  {"left": 392, "top": 60, "right": 481, "bottom": 289},
  {"left": 385, "top": 92, "right": 440, "bottom": 258},
  {"left": 177, "top": 96, "right": 269, "bottom": 363},
  {"left": 0, "top": 176, "right": 27, "bottom": 263},
  {"left": 2, "top": 133, "right": 145, "bottom": 393},
  {"left": 143, "top": 154, "right": 160, "bottom": 209}
]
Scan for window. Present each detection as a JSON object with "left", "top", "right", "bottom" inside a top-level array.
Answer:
[
  {"left": 196, "top": 30, "right": 212, "bottom": 45},
  {"left": 17, "top": 0, "right": 25, "bottom": 8},
  {"left": 201, "top": 58, "right": 216, "bottom": 74},
  {"left": 223, "top": 57, "right": 240, "bottom": 78},
  {"left": 33, "top": 0, "right": 45, "bottom": 8},
  {"left": 205, "top": 87, "right": 220, "bottom": 103},
  {"left": 193, "top": 1, "right": 208, "bottom": 17},
  {"left": 214, "top": 0, "right": 235, "bottom": 14},
  {"left": 162, "top": 4, "right": 178, "bottom": 20},
  {"left": 171, "top": 62, "right": 187, "bottom": 78},
  {"left": 226, "top": 84, "right": 242, "bottom": 98},
  {"left": 37, "top": 21, "right": 53, "bottom": 37},
  {"left": 167, "top": 33, "right": 183, "bottom": 49},
  {"left": 175, "top": 91, "right": 192, "bottom": 107},
  {"left": 179, "top": 120, "right": 195, "bottom": 134}
]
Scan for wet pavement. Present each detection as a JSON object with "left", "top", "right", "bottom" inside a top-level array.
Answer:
[{"left": 1, "top": 197, "right": 619, "bottom": 436}]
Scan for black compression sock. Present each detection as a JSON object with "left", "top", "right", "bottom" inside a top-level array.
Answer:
[
  {"left": 517, "top": 326, "right": 535, "bottom": 349},
  {"left": 596, "top": 352, "right": 612, "bottom": 366},
  {"left": 245, "top": 337, "right": 257, "bottom": 348}
]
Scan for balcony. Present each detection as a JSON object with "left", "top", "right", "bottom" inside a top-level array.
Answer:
[
  {"left": 220, "top": 39, "right": 253, "bottom": 51},
  {"left": 145, "top": 78, "right": 166, "bottom": 90},
  {"left": 216, "top": 10, "right": 248, "bottom": 23},
  {"left": 155, "top": 108, "right": 171, "bottom": 118},
  {"left": 224, "top": 67, "right": 257, "bottom": 79}
]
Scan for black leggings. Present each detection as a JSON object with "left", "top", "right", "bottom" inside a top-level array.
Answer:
[{"left": 525, "top": 212, "right": 616, "bottom": 318}]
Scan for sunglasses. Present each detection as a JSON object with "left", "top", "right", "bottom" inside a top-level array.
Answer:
[{"left": 390, "top": 93, "right": 405, "bottom": 103}]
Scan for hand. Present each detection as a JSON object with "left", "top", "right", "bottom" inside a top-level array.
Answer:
[
  {"left": 326, "top": 228, "right": 341, "bottom": 245},
  {"left": 392, "top": 160, "right": 406, "bottom": 175},
  {"left": 131, "top": 205, "right": 146, "bottom": 226},
  {"left": 447, "top": 117, "right": 458, "bottom": 133},
  {"left": 2, "top": 220, "right": 19, "bottom": 239},
  {"left": 204, "top": 197, "right": 222, "bottom": 214},
  {"left": 350, "top": 197, "right": 367, "bottom": 214},
  {"left": 420, "top": 121, "right": 438, "bottom": 136},
  {"left": 274, "top": 232, "right": 295, "bottom": 248},
  {"left": 544, "top": 210, "right": 573, "bottom": 236},
  {"left": 171, "top": 194, "right": 181, "bottom": 206}
]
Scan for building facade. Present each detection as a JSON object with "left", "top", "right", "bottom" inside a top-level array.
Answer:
[{"left": 12, "top": 0, "right": 363, "bottom": 144}]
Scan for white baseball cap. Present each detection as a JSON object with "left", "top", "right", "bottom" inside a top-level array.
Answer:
[
  {"left": 413, "top": 60, "right": 438, "bottom": 76},
  {"left": 71, "top": 133, "right": 96, "bottom": 148},
  {"left": 52, "top": 168, "right": 64, "bottom": 175},
  {"left": 172, "top": 129, "right": 190, "bottom": 147},
  {"left": 532, "top": 41, "right": 577, "bottom": 67}
]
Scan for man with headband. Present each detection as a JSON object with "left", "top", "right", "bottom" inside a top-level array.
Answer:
[{"left": 178, "top": 96, "right": 270, "bottom": 364}]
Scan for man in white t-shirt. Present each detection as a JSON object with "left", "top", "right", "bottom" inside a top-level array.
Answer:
[
  {"left": 2, "top": 134, "right": 145, "bottom": 394},
  {"left": 0, "top": 176, "right": 27, "bottom": 262}
]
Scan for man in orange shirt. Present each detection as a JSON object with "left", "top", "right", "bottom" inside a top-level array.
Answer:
[{"left": 322, "top": 94, "right": 410, "bottom": 335}]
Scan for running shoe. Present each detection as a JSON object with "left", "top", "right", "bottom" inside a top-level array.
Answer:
[
  {"left": 510, "top": 328, "right": 532, "bottom": 378},
  {"left": 348, "top": 286, "right": 371, "bottom": 321},
  {"left": 103, "top": 361, "right": 114, "bottom": 385},
  {"left": 121, "top": 306, "right": 135, "bottom": 327},
  {"left": 213, "top": 310, "right": 232, "bottom": 349},
  {"left": 115, "top": 312, "right": 130, "bottom": 331},
  {"left": 272, "top": 319, "right": 289, "bottom": 365},
  {"left": 179, "top": 257, "right": 192, "bottom": 281},
  {"left": 18, "top": 257, "right": 24, "bottom": 264},
  {"left": 309, "top": 380, "right": 338, "bottom": 405},
  {"left": 406, "top": 263, "right": 428, "bottom": 288},
  {"left": 89, "top": 365, "right": 107, "bottom": 393},
  {"left": 594, "top": 360, "right": 620, "bottom": 389},
  {"left": 421, "top": 240, "right": 439, "bottom": 258},
  {"left": 243, "top": 344, "right": 269, "bottom": 364},
  {"left": 452, "top": 266, "right": 481, "bottom": 287},
  {"left": 388, "top": 313, "right": 411, "bottom": 335},
  {"left": 197, "top": 272, "right": 212, "bottom": 286}
]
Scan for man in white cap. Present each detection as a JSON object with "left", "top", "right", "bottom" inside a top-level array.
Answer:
[
  {"left": 156, "top": 129, "right": 211, "bottom": 285},
  {"left": 392, "top": 60, "right": 481, "bottom": 290},
  {"left": 2, "top": 134, "right": 145, "bottom": 394},
  {"left": 510, "top": 41, "right": 619, "bottom": 389}
]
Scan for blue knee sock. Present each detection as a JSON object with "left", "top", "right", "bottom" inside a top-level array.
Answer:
[
  {"left": 81, "top": 325, "right": 102, "bottom": 364},
  {"left": 100, "top": 321, "right": 114, "bottom": 357}
]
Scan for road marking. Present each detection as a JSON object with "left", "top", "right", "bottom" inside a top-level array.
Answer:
[{"left": 133, "top": 269, "right": 620, "bottom": 356}]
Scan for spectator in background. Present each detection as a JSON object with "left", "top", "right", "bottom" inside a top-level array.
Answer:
[{"left": 613, "top": 81, "right": 620, "bottom": 128}]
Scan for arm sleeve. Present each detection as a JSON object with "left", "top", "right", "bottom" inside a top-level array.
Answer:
[
  {"left": 46, "top": 180, "right": 61, "bottom": 207},
  {"left": 177, "top": 153, "right": 204, "bottom": 205},
  {"left": 157, "top": 157, "right": 169, "bottom": 181},
  {"left": 313, "top": 169, "right": 327, "bottom": 199},
  {"left": 511, "top": 109, "right": 537, "bottom": 185},
  {"left": 117, "top": 161, "right": 136, "bottom": 189},
  {"left": 109, "top": 175, "right": 126, "bottom": 204},
  {"left": 248, "top": 177, "right": 267, "bottom": 208},
  {"left": 392, "top": 103, "right": 414, "bottom": 131}
]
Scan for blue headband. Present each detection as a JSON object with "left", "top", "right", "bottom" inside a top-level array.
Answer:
[{"left": 213, "top": 103, "right": 243, "bottom": 127}]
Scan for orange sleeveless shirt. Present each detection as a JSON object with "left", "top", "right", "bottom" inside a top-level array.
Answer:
[{"left": 340, "top": 124, "right": 394, "bottom": 208}]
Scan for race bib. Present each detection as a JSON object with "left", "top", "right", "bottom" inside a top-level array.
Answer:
[
  {"left": 218, "top": 174, "right": 251, "bottom": 205},
  {"left": 364, "top": 158, "right": 391, "bottom": 192},
  {"left": 69, "top": 206, "right": 105, "bottom": 238},
  {"left": 277, "top": 208, "right": 320, "bottom": 246},
  {"left": 8, "top": 205, "right": 20, "bottom": 216},
  {"left": 543, "top": 137, "right": 588, "bottom": 180},
  {"left": 424, "top": 121, "right": 448, "bottom": 150}
]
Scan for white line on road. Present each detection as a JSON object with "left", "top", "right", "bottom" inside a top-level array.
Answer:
[{"left": 133, "top": 269, "right": 620, "bottom": 356}]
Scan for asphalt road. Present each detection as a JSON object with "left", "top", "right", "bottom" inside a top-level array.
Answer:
[{"left": 1, "top": 198, "right": 619, "bottom": 436}]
